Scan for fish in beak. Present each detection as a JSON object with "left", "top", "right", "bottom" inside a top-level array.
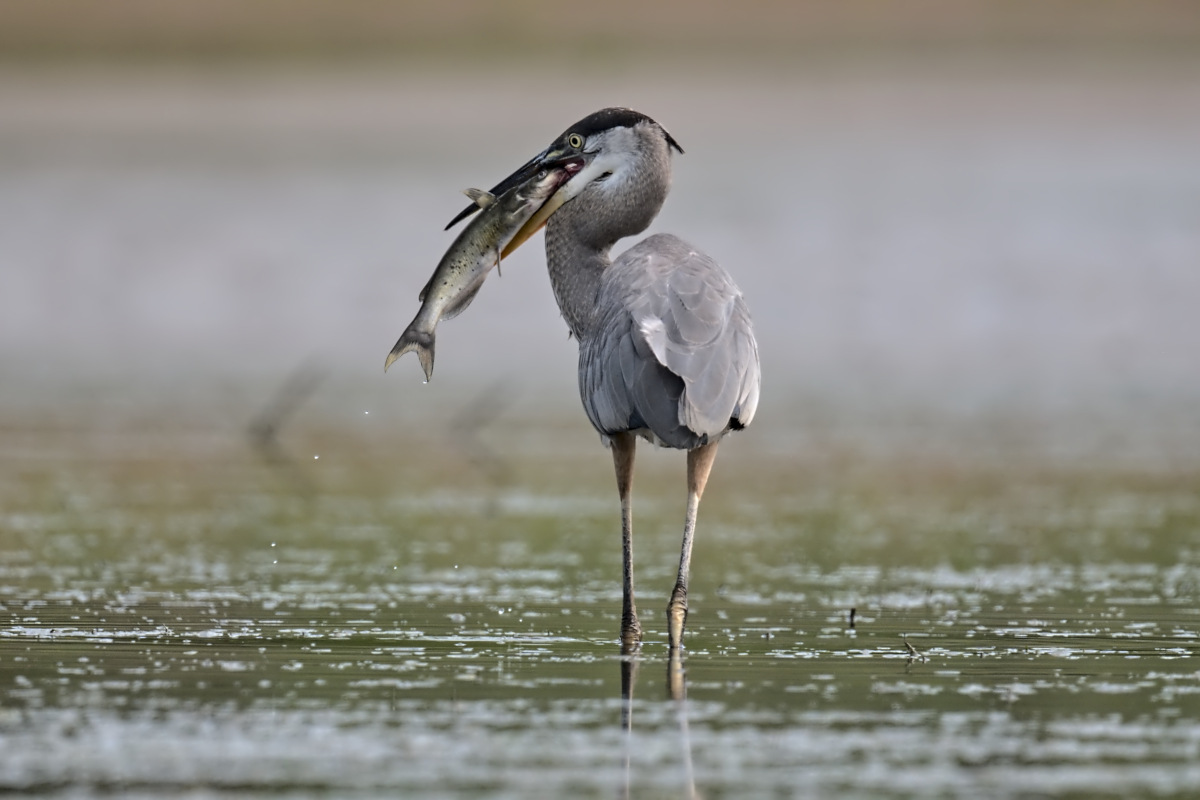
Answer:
[
  {"left": 497, "top": 154, "right": 584, "bottom": 258},
  {"left": 444, "top": 143, "right": 592, "bottom": 259},
  {"left": 385, "top": 163, "right": 580, "bottom": 379},
  {"left": 443, "top": 107, "right": 685, "bottom": 259}
]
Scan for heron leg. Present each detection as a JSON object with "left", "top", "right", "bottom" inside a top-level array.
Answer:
[
  {"left": 667, "top": 440, "right": 719, "bottom": 651},
  {"left": 611, "top": 432, "right": 642, "bottom": 649}
]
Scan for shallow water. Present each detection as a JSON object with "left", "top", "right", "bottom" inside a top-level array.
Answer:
[{"left": 3, "top": 421, "right": 1199, "bottom": 799}]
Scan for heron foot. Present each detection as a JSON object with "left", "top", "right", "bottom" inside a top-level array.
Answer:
[
  {"left": 666, "top": 584, "right": 688, "bottom": 650},
  {"left": 621, "top": 610, "right": 643, "bottom": 651}
]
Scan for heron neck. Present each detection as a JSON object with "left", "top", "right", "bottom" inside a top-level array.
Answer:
[
  {"left": 542, "top": 134, "right": 672, "bottom": 340},
  {"left": 545, "top": 221, "right": 610, "bottom": 341}
]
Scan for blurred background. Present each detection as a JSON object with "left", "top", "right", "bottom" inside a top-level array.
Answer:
[{"left": 2, "top": 0, "right": 1199, "bottom": 469}]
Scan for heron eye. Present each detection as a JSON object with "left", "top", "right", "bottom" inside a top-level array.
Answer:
[{"left": 567, "top": 133, "right": 584, "bottom": 149}]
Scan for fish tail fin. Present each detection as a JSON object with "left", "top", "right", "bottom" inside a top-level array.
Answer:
[{"left": 384, "top": 325, "right": 435, "bottom": 381}]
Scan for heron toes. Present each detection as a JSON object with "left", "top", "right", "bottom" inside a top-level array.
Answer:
[
  {"left": 621, "top": 611, "right": 643, "bottom": 651},
  {"left": 666, "top": 585, "right": 688, "bottom": 650}
]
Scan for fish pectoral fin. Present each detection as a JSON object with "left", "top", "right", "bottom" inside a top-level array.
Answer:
[
  {"left": 495, "top": 246, "right": 502, "bottom": 278},
  {"left": 441, "top": 275, "right": 487, "bottom": 321},
  {"left": 463, "top": 188, "right": 496, "bottom": 209},
  {"left": 417, "top": 272, "right": 437, "bottom": 304}
]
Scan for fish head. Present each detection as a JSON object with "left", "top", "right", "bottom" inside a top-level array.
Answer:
[
  {"left": 443, "top": 108, "right": 679, "bottom": 257},
  {"left": 511, "top": 160, "right": 585, "bottom": 208}
]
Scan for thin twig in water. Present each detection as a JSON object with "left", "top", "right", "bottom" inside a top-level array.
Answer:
[{"left": 903, "top": 634, "right": 927, "bottom": 663}]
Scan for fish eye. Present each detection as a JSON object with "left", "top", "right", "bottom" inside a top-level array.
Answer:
[{"left": 567, "top": 133, "right": 584, "bottom": 149}]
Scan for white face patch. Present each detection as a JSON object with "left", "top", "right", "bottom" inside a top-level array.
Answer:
[{"left": 552, "top": 125, "right": 645, "bottom": 206}]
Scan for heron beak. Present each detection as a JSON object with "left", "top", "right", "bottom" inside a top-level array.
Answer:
[
  {"left": 499, "top": 152, "right": 585, "bottom": 258},
  {"left": 444, "top": 144, "right": 589, "bottom": 253},
  {"left": 443, "top": 147, "right": 552, "bottom": 231}
]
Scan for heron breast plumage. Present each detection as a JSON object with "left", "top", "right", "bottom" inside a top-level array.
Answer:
[{"left": 579, "top": 233, "right": 760, "bottom": 449}]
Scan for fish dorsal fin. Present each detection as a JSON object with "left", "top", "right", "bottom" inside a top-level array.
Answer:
[{"left": 463, "top": 188, "right": 496, "bottom": 208}]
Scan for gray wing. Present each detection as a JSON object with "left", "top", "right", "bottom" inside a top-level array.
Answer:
[{"left": 580, "top": 233, "right": 760, "bottom": 449}]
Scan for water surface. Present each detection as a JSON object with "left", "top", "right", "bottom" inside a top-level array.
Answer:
[{"left": 3, "top": 421, "right": 1199, "bottom": 798}]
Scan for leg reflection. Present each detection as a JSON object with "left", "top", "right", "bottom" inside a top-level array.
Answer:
[
  {"left": 667, "top": 649, "right": 698, "bottom": 799},
  {"left": 619, "top": 642, "right": 640, "bottom": 800},
  {"left": 618, "top": 645, "right": 700, "bottom": 799}
]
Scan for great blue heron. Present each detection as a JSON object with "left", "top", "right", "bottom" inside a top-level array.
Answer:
[{"left": 447, "top": 107, "right": 760, "bottom": 651}]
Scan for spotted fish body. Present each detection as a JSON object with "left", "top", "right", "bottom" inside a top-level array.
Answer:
[{"left": 385, "top": 168, "right": 567, "bottom": 380}]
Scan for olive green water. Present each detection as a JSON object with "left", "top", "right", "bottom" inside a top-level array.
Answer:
[{"left": 3, "top": 411, "right": 1199, "bottom": 799}]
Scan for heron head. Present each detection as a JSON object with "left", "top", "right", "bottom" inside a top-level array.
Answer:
[{"left": 444, "top": 108, "right": 683, "bottom": 256}]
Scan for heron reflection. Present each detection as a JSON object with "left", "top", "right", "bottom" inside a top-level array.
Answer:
[{"left": 619, "top": 647, "right": 700, "bottom": 800}]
